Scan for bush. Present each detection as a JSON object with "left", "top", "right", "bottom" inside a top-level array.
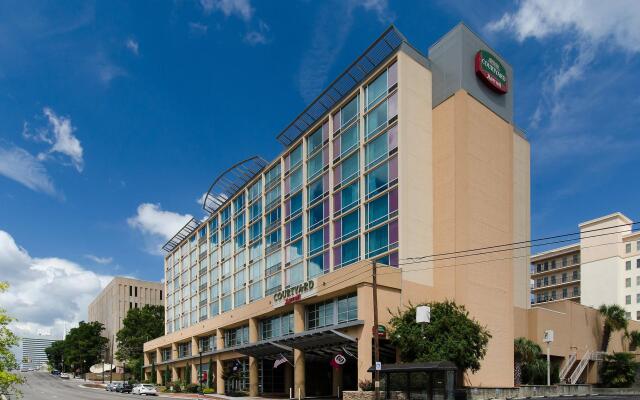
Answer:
[
  {"left": 185, "top": 383, "right": 199, "bottom": 393},
  {"left": 521, "top": 358, "right": 559, "bottom": 385},
  {"left": 203, "top": 387, "right": 216, "bottom": 394},
  {"left": 169, "top": 381, "right": 182, "bottom": 392},
  {"left": 359, "top": 379, "right": 374, "bottom": 391},
  {"left": 600, "top": 352, "right": 638, "bottom": 388},
  {"left": 156, "top": 385, "right": 167, "bottom": 393}
]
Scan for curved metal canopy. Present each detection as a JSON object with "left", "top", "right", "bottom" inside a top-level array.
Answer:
[
  {"left": 162, "top": 217, "right": 201, "bottom": 253},
  {"left": 202, "top": 156, "right": 268, "bottom": 214}
]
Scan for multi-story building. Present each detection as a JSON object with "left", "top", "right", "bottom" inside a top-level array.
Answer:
[
  {"left": 21, "top": 337, "right": 56, "bottom": 370},
  {"left": 531, "top": 212, "right": 640, "bottom": 319},
  {"left": 531, "top": 244, "right": 581, "bottom": 305},
  {"left": 88, "top": 277, "right": 163, "bottom": 366},
  {"left": 144, "top": 23, "right": 531, "bottom": 394}
]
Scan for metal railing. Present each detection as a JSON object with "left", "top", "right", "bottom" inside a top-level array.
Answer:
[{"left": 559, "top": 352, "right": 576, "bottom": 382}]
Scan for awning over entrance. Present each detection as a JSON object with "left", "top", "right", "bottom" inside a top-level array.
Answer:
[
  {"left": 274, "top": 320, "right": 363, "bottom": 357},
  {"left": 233, "top": 340, "right": 293, "bottom": 359},
  {"left": 367, "top": 361, "right": 457, "bottom": 373}
]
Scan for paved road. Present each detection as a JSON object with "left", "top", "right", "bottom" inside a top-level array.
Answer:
[{"left": 12, "top": 371, "right": 173, "bottom": 400}]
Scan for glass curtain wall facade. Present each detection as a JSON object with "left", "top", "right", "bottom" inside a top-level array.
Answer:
[{"left": 163, "top": 60, "right": 399, "bottom": 335}]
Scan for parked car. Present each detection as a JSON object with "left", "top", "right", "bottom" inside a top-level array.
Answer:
[
  {"left": 51, "top": 370, "right": 61, "bottom": 376},
  {"left": 132, "top": 384, "right": 158, "bottom": 396},
  {"left": 105, "top": 382, "right": 117, "bottom": 391},
  {"left": 116, "top": 382, "right": 133, "bottom": 393},
  {"left": 59, "top": 372, "right": 71, "bottom": 379}
]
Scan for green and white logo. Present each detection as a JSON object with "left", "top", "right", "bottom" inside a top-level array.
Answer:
[{"left": 475, "top": 50, "right": 508, "bottom": 94}]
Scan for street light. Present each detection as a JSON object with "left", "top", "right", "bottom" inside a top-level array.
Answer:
[{"left": 543, "top": 330, "right": 554, "bottom": 386}]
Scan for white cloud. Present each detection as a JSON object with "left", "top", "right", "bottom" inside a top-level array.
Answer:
[
  {"left": 200, "top": 0, "right": 253, "bottom": 21},
  {"left": 127, "top": 203, "right": 193, "bottom": 254},
  {"left": 297, "top": 0, "right": 394, "bottom": 103},
  {"left": 0, "top": 230, "right": 112, "bottom": 339},
  {"left": 487, "top": 0, "right": 640, "bottom": 52},
  {"left": 84, "top": 254, "right": 113, "bottom": 265},
  {"left": 41, "top": 108, "right": 84, "bottom": 172},
  {"left": 125, "top": 38, "right": 139, "bottom": 56},
  {"left": 189, "top": 22, "right": 209, "bottom": 35},
  {"left": 244, "top": 20, "right": 270, "bottom": 46},
  {"left": 0, "top": 145, "right": 58, "bottom": 197}
]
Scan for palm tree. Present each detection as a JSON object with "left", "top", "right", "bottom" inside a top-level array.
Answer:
[
  {"left": 514, "top": 337, "right": 542, "bottom": 385},
  {"left": 599, "top": 304, "right": 628, "bottom": 352},
  {"left": 627, "top": 331, "right": 640, "bottom": 351}
]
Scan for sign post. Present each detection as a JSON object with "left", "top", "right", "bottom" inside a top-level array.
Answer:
[{"left": 543, "top": 330, "right": 554, "bottom": 386}]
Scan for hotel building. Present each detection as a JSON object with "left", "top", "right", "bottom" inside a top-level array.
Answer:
[
  {"left": 531, "top": 213, "right": 640, "bottom": 319},
  {"left": 144, "top": 23, "right": 532, "bottom": 393},
  {"left": 88, "top": 277, "right": 164, "bottom": 366}
]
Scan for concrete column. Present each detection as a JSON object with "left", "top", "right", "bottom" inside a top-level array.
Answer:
[
  {"left": 293, "top": 303, "right": 305, "bottom": 398},
  {"left": 357, "top": 285, "right": 374, "bottom": 385},
  {"left": 249, "top": 317, "right": 259, "bottom": 396},
  {"left": 216, "top": 358, "right": 225, "bottom": 394},
  {"left": 171, "top": 365, "right": 178, "bottom": 382},
  {"left": 191, "top": 336, "right": 199, "bottom": 385},
  {"left": 156, "top": 366, "right": 162, "bottom": 385},
  {"left": 216, "top": 329, "right": 225, "bottom": 394}
]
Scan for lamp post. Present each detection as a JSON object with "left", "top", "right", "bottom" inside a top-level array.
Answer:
[{"left": 543, "top": 330, "right": 554, "bottom": 386}]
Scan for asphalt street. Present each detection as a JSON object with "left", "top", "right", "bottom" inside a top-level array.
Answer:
[
  {"left": 10, "top": 372, "right": 640, "bottom": 400},
  {"left": 12, "top": 371, "right": 172, "bottom": 400}
]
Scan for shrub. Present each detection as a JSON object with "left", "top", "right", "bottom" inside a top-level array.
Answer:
[
  {"left": 186, "top": 383, "right": 199, "bottom": 393},
  {"left": 359, "top": 379, "right": 374, "bottom": 391},
  {"left": 600, "top": 352, "right": 638, "bottom": 388},
  {"left": 203, "top": 387, "right": 216, "bottom": 394},
  {"left": 156, "top": 385, "right": 167, "bottom": 393}
]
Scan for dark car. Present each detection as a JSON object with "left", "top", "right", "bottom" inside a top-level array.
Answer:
[
  {"left": 50, "top": 370, "right": 60, "bottom": 376},
  {"left": 116, "top": 382, "right": 133, "bottom": 393}
]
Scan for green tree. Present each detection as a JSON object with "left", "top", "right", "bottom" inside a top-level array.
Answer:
[
  {"left": 599, "top": 304, "right": 628, "bottom": 352},
  {"left": 115, "top": 305, "right": 164, "bottom": 380},
  {"left": 163, "top": 364, "right": 170, "bottom": 386},
  {"left": 514, "top": 337, "right": 542, "bottom": 385},
  {"left": 61, "top": 321, "right": 109, "bottom": 372},
  {"left": 521, "top": 358, "right": 560, "bottom": 385},
  {"left": 599, "top": 352, "right": 638, "bottom": 388},
  {"left": 389, "top": 300, "right": 491, "bottom": 382},
  {"left": 185, "top": 362, "right": 191, "bottom": 384},
  {"left": 206, "top": 359, "right": 213, "bottom": 388},
  {"left": 0, "top": 282, "right": 25, "bottom": 397},
  {"left": 44, "top": 340, "right": 66, "bottom": 371}
]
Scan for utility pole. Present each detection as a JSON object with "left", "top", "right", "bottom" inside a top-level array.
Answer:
[{"left": 372, "top": 260, "right": 380, "bottom": 400}]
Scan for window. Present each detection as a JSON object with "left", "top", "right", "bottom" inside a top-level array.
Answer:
[
  {"left": 637, "top": 259, "right": 640, "bottom": 269},
  {"left": 265, "top": 207, "right": 281, "bottom": 229},
  {"left": 265, "top": 186, "right": 281, "bottom": 209},
  {"left": 248, "top": 180, "right": 262, "bottom": 202},
  {"left": 365, "top": 101, "right": 387, "bottom": 138},
  {"left": 366, "top": 191, "right": 396, "bottom": 228},
  {"left": 626, "top": 278, "right": 632, "bottom": 288},
  {"left": 289, "top": 167, "right": 303, "bottom": 192},
  {"left": 289, "top": 191, "right": 302, "bottom": 216},
  {"left": 572, "top": 254, "right": 580, "bottom": 264},
  {"left": 250, "top": 281, "right": 262, "bottom": 301},
  {"left": 249, "top": 220, "right": 262, "bottom": 242},
  {"left": 307, "top": 253, "right": 326, "bottom": 279},
  {"left": 308, "top": 201, "right": 326, "bottom": 230},
  {"left": 307, "top": 127, "right": 323, "bottom": 155},
  {"left": 637, "top": 276, "right": 640, "bottom": 286},
  {"left": 337, "top": 181, "right": 359, "bottom": 214},
  {"left": 366, "top": 131, "right": 389, "bottom": 167},
  {"left": 287, "top": 240, "right": 303, "bottom": 264},
  {"left": 340, "top": 96, "right": 358, "bottom": 128},
  {"left": 289, "top": 144, "right": 303, "bottom": 169},
  {"left": 562, "top": 273, "right": 567, "bottom": 283},
  {"left": 572, "top": 286, "right": 580, "bottom": 296},
  {"left": 626, "top": 295, "right": 632, "bottom": 305},
  {"left": 178, "top": 342, "right": 191, "bottom": 358},
  {"left": 366, "top": 70, "right": 387, "bottom": 108},
  {"left": 250, "top": 241, "right": 262, "bottom": 262},
  {"left": 637, "top": 293, "right": 640, "bottom": 303},
  {"left": 543, "top": 276, "right": 548, "bottom": 286},
  {"left": 308, "top": 175, "right": 326, "bottom": 205},
  {"left": 288, "top": 216, "right": 302, "bottom": 240},
  {"left": 286, "top": 262, "right": 304, "bottom": 287},
  {"left": 265, "top": 163, "right": 281, "bottom": 189},
  {"left": 550, "top": 275, "right": 556, "bottom": 285},
  {"left": 336, "top": 238, "right": 360, "bottom": 268},
  {"left": 260, "top": 313, "right": 294, "bottom": 340},
  {"left": 224, "top": 325, "right": 249, "bottom": 347},
  {"left": 307, "top": 299, "right": 334, "bottom": 329},
  {"left": 129, "top": 286, "right": 132, "bottom": 296},
  {"left": 626, "top": 312, "right": 632, "bottom": 319},
  {"left": 340, "top": 123, "right": 359, "bottom": 156},
  {"left": 235, "top": 232, "right": 246, "bottom": 250},
  {"left": 307, "top": 151, "right": 324, "bottom": 181},
  {"left": 338, "top": 153, "right": 359, "bottom": 185},
  {"left": 221, "top": 206, "right": 231, "bottom": 223},
  {"left": 562, "top": 288, "right": 568, "bottom": 298},
  {"left": 233, "top": 194, "right": 245, "bottom": 213},
  {"left": 337, "top": 210, "right": 359, "bottom": 242},
  {"left": 562, "top": 257, "right": 567, "bottom": 267},
  {"left": 366, "top": 221, "right": 398, "bottom": 258},
  {"left": 572, "top": 270, "right": 579, "bottom": 280},
  {"left": 627, "top": 261, "right": 632, "bottom": 270},
  {"left": 637, "top": 311, "right": 640, "bottom": 320},
  {"left": 337, "top": 293, "right": 358, "bottom": 323},
  {"left": 266, "top": 228, "right": 281, "bottom": 250},
  {"left": 266, "top": 271, "right": 282, "bottom": 296},
  {"left": 249, "top": 201, "right": 262, "bottom": 222},
  {"left": 234, "top": 213, "right": 245, "bottom": 231},
  {"left": 366, "top": 159, "right": 395, "bottom": 197},
  {"left": 221, "top": 223, "right": 231, "bottom": 242},
  {"left": 626, "top": 243, "right": 632, "bottom": 253},
  {"left": 308, "top": 228, "right": 327, "bottom": 256}
]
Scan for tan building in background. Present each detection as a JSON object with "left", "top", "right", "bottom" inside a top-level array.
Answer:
[{"left": 88, "top": 276, "right": 163, "bottom": 366}]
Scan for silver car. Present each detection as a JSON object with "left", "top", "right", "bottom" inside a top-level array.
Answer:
[{"left": 132, "top": 384, "right": 158, "bottom": 396}]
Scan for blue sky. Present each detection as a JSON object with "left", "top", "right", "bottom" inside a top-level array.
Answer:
[{"left": 1, "top": 0, "right": 640, "bottom": 338}]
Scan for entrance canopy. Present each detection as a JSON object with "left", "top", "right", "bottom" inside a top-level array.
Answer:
[
  {"left": 275, "top": 320, "right": 362, "bottom": 357},
  {"left": 234, "top": 340, "right": 292, "bottom": 359}
]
